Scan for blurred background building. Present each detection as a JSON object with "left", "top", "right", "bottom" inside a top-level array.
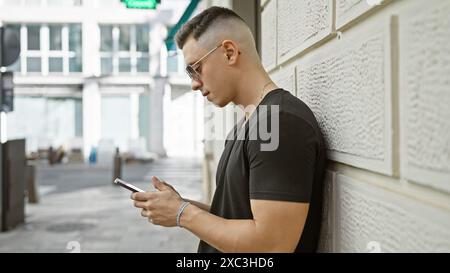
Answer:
[
  {"left": 0, "top": 0, "right": 204, "bottom": 162},
  {"left": 0, "top": 0, "right": 208, "bottom": 252}
]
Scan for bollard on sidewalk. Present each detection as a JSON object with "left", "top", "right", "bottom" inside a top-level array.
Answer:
[{"left": 113, "top": 147, "right": 122, "bottom": 184}]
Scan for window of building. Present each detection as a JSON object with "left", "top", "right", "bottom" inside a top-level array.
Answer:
[
  {"left": 167, "top": 50, "right": 185, "bottom": 75},
  {"left": 6, "top": 23, "right": 82, "bottom": 75},
  {"left": 100, "top": 24, "right": 150, "bottom": 75},
  {"left": 6, "top": 25, "right": 22, "bottom": 72},
  {"left": 68, "top": 24, "right": 82, "bottom": 72},
  {"left": 7, "top": 96, "right": 82, "bottom": 154}
]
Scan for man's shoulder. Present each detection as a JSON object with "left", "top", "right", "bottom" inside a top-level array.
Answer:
[{"left": 264, "top": 89, "right": 320, "bottom": 131}]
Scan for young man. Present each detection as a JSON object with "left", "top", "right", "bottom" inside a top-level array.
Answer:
[{"left": 131, "top": 6, "right": 326, "bottom": 253}]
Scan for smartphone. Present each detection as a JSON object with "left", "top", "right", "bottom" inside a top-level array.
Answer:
[{"left": 113, "top": 178, "right": 145, "bottom": 193}]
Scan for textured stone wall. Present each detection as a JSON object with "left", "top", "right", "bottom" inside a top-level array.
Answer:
[
  {"left": 399, "top": 1, "right": 450, "bottom": 192},
  {"left": 336, "top": 0, "right": 383, "bottom": 29},
  {"left": 322, "top": 173, "right": 450, "bottom": 252},
  {"left": 261, "top": 0, "right": 277, "bottom": 70},
  {"left": 296, "top": 22, "right": 392, "bottom": 174},
  {"left": 277, "top": 0, "right": 333, "bottom": 63},
  {"left": 261, "top": 0, "right": 450, "bottom": 252}
]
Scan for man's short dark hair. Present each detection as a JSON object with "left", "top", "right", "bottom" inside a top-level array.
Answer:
[{"left": 175, "top": 6, "right": 245, "bottom": 49}]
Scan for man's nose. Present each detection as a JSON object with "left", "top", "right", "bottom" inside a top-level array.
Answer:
[{"left": 191, "top": 78, "right": 202, "bottom": 91}]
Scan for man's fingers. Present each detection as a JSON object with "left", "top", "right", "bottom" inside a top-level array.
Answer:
[
  {"left": 141, "top": 209, "right": 154, "bottom": 223},
  {"left": 134, "top": 201, "right": 146, "bottom": 208},
  {"left": 162, "top": 181, "right": 175, "bottom": 191},
  {"left": 131, "top": 191, "right": 157, "bottom": 201},
  {"left": 152, "top": 176, "right": 171, "bottom": 191},
  {"left": 141, "top": 209, "right": 150, "bottom": 218},
  {"left": 134, "top": 200, "right": 157, "bottom": 210}
]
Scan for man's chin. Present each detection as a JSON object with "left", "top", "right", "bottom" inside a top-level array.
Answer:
[
  {"left": 212, "top": 98, "right": 229, "bottom": 108},
  {"left": 206, "top": 95, "right": 230, "bottom": 108}
]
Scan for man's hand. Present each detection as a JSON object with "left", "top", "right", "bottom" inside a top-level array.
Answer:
[{"left": 131, "top": 176, "right": 183, "bottom": 227}]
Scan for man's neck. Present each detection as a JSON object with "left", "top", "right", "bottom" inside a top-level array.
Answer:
[{"left": 232, "top": 68, "right": 278, "bottom": 120}]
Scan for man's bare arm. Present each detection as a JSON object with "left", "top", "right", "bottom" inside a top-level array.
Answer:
[{"left": 181, "top": 199, "right": 309, "bottom": 252}]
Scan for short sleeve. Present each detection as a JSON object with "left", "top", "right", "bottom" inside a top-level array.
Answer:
[{"left": 247, "top": 112, "right": 318, "bottom": 203}]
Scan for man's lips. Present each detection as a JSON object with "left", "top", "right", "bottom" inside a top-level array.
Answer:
[{"left": 202, "top": 91, "right": 210, "bottom": 97}]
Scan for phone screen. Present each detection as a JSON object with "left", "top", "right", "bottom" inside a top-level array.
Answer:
[{"left": 114, "top": 178, "right": 145, "bottom": 193}]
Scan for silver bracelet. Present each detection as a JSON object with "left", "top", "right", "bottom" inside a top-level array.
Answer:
[{"left": 176, "top": 201, "right": 190, "bottom": 228}]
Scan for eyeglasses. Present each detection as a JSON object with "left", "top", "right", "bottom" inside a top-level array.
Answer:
[{"left": 185, "top": 44, "right": 222, "bottom": 81}]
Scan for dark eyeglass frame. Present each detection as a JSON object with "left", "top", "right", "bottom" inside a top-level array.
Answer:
[{"left": 185, "top": 44, "right": 222, "bottom": 81}]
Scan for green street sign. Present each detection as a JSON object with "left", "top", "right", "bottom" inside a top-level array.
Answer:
[{"left": 121, "top": 0, "right": 160, "bottom": 9}]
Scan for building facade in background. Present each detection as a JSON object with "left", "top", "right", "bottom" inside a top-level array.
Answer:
[{"left": 0, "top": 0, "right": 204, "bottom": 160}]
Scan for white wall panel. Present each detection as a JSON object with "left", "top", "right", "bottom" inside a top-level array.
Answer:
[
  {"left": 399, "top": 0, "right": 450, "bottom": 193},
  {"left": 278, "top": 0, "right": 333, "bottom": 64},
  {"left": 297, "top": 18, "right": 394, "bottom": 175}
]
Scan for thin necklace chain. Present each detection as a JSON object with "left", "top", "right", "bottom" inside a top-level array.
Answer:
[
  {"left": 260, "top": 81, "right": 273, "bottom": 100},
  {"left": 243, "top": 80, "right": 274, "bottom": 125}
]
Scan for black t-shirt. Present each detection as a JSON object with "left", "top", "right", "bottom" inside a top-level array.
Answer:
[{"left": 197, "top": 89, "right": 327, "bottom": 253}]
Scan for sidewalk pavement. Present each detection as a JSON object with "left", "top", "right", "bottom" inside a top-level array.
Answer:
[{"left": 0, "top": 157, "right": 204, "bottom": 253}]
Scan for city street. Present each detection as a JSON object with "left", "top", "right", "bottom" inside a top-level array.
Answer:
[{"left": 0, "top": 157, "right": 203, "bottom": 253}]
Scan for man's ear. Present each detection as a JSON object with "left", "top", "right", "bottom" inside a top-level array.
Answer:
[{"left": 222, "top": 40, "right": 239, "bottom": 64}]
